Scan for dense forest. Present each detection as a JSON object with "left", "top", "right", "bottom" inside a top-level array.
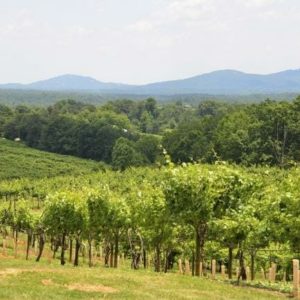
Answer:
[
  {"left": 0, "top": 89, "right": 298, "bottom": 106},
  {"left": 1, "top": 96, "right": 300, "bottom": 169}
]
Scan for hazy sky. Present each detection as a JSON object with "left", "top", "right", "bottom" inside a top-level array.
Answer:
[{"left": 1, "top": 0, "right": 300, "bottom": 84}]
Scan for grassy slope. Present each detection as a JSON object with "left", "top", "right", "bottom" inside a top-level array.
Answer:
[
  {"left": 0, "top": 257, "right": 287, "bottom": 300},
  {"left": 0, "top": 139, "right": 104, "bottom": 180}
]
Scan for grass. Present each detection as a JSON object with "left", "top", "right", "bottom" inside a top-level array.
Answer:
[
  {"left": 0, "top": 139, "right": 105, "bottom": 180},
  {"left": 0, "top": 256, "right": 289, "bottom": 300}
]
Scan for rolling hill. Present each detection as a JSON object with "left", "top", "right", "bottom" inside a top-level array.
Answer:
[
  {"left": 0, "top": 74, "right": 131, "bottom": 92},
  {"left": 135, "top": 69, "right": 300, "bottom": 94},
  {"left": 1, "top": 69, "right": 300, "bottom": 95},
  {"left": 0, "top": 139, "right": 104, "bottom": 180}
]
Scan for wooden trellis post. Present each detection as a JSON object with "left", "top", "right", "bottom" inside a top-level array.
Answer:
[
  {"left": 211, "top": 259, "right": 216, "bottom": 279},
  {"left": 99, "top": 246, "right": 103, "bottom": 261},
  {"left": 246, "top": 266, "right": 250, "bottom": 281},
  {"left": 261, "top": 267, "right": 266, "bottom": 280},
  {"left": 270, "top": 263, "right": 277, "bottom": 282},
  {"left": 268, "top": 263, "right": 277, "bottom": 282},
  {"left": 283, "top": 270, "right": 286, "bottom": 283},
  {"left": 221, "top": 264, "right": 226, "bottom": 279},
  {"left": 293, "top": 259, "right": 299, "bottom": 298},
  {"left": 236, "top": 267, "right": 240, "bottom": 278},
  {"left": 47, "top": 244, "right": 52, "bottom": 264},
  {"left": 178, "top": 259, "right": 183, "bottom": 274},
  {"left": 14, "top": 238, "right": 18, "bottom": 258},
  {"left": 34, "top": 240, "right": 38, "bottom": 256},
  {"left": 268, "top": 267, "right": 272, "bottom": 282},
  {"left": 2, "top": 237, "right": 6, "bottom": 256},
  {"left": 185, "top": 259, "right": 191, "bottom": 275}
]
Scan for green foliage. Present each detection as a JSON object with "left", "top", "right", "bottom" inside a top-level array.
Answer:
[
  {"left": 112, "top": 137, "right": 145, "bottom": 170},
  {"left": 0, "top": 200, "right": 34, "bottom": 232},
  {"left": 135, "top": 134, "right": 161, "bottom": 164},
  {"left": 43, "top": 191, "right": 87, "bottom": 237},
  {"left": 3, "top": 96, "right": 300, "bottom": 167},
  {"left": 164, "top": 165, "right": 219, "bottom": 226},
  {"left": 162, "top": 118, "right": 216, "bottom": 163}
]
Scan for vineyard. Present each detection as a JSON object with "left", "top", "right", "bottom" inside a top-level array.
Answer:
[
  {"left": 0, "top": 139, "right": 105, "bottom": 180},
  {"left": 0, "top": 157, "right": 300, "bottom": 298}
]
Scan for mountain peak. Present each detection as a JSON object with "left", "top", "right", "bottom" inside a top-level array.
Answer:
[{"left": 25, "top": 74, "right": 127, "bottom": 91}]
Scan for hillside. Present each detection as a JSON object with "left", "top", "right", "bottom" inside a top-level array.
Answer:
[
  {"left": 27, "top": 74, "right": 131, "bottom": 91},
  {"left": 1, "top": 69, "right": 300, "bottom": 95},
  {"left": 0, "top": 74, "right": 131, "bottom": 92},
  {"left": 0, "top": 139, "right": 104, "bottom": 180},
  {"left": 136, "top": 69, "right": 300, "bottom": 95}
]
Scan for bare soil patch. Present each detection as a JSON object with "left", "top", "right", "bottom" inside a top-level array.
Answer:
[
  {"left": 67, "top": 283, "right": 117, "bottom": 293},
  {"left": 41, "top": 279, "right": 117, "bottom": 294},
  {"left": 0, "top": 268, "right": 22, "bottom": 276},
  {"left": 0, "top": 267, "right": 64, "bottom": 278},
  {"left": 41, "top": 279, "right": 59, "bottom": 287}
]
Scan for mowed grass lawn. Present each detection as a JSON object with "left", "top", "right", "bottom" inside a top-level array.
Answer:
[{"left": 0, "top": 257, "right": 289, "bottom": 300}]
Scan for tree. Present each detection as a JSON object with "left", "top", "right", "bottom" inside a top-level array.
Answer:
[
  {"left": 214, "top": 110, "right": 252, "bottom": 163},
  {"left": 135, "top": 135, "right": 161, "bottom": 164},
  {"left": 246, "top": 100, "right": 294, "bottom": 166},
  {"left": 140, "top": 111, "right": 155, "bottom": 133},
  {"left": 0, "top": 104, "right": 13, "bottom": 136},
  {"left": 162, "top": 117, "right": 217, "bottom": 163},
  {"left": 112, "top": 138, "right": 144, "bottom": 171},
  {"left": 39, "top": 115, "right": 78, "bottom": 155}
]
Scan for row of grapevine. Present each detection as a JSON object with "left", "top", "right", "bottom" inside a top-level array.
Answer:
[{"left": 0, "top": 164, "right": 299, "bottom": 282}]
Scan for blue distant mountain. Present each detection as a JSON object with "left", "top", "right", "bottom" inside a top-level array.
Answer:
[
  {"left": 28, "top": 74, "right": 131, "bottom": 91},
  {"left": 1, "top": 69, "right": 300, "bottom": 95},
  {"left": 0, "top": 74, "right": 131, "bottom": 92}
]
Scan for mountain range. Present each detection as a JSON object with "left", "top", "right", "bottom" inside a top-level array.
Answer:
[{"left": 1, "top": 69, "right": 300, "bottom": 95}]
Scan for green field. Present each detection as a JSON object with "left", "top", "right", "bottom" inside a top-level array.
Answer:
[
  {"left": 0, "top": 139, "right": 104, "bottom": 180},
  {"left": 0, "top": 257, "right": 288, "bottom": 300}
]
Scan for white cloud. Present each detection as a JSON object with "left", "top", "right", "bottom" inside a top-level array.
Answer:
[
  {"left": 69, "top": 26, "right": 95, "bottom": 37},
  {"left": 0, "top": 8, "right": 39, "bottom": 38},
  {"left": 0, "top": 24, "right": 15, "bottom": 36},
  {"left": 127, "top": 0, "right": 219, "bottom": 32},
  {"left": 257, "top": 9, "right": 278, "bottom": 20},
  {"left": 167, "top": 0, "right": 215, "bottom": 20},
  {"left": 127, "top": 20, "right": 155, "bottom": 32},
  {"left": 15, "top": 8, "right": 32, "bottom": 19},
  {"left": 236, "top": 0, "right": 281, "bottom": 8},
  {"left": 86, "top": 0, "right": 105, "bottom": 14}
]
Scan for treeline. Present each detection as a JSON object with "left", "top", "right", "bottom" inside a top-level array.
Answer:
[
  {"left": 163, "top": 97, "right": 300, "bottom": 166},
  {"left": 0, "top": 88, "right": 298, "bottom": 106},
  {"left": 1, "top": 96, "right": 300, "bottom": 167}
]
